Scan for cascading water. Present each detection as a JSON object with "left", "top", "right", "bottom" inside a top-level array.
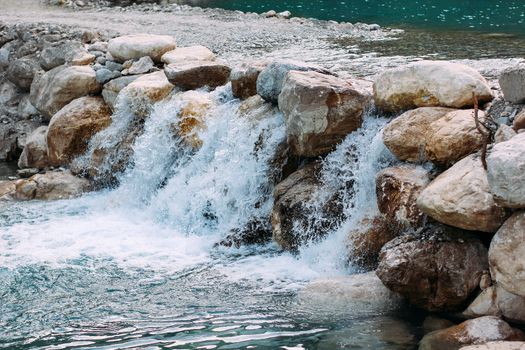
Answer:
[{"left": 0, "top": 85, "right": 417, "bottom": 349}]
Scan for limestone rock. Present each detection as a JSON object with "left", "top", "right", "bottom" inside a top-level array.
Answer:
[
  {"left": 425, "top": 109, "right": 485, "bottom": 166},
  {"left": 29, "top": 65, "right": 101, "bottom": 121},
  {"left": 160, "top": 45, "right": 215, "bottom": 65},
  {"left": 373, "top": 61, "right": 493, "bottom": 112},
  {"left": 6, "top": 57, "right": 42, "bottom": 91},
  {"left": 487, "top": 133, "right": 525, "bottom": 208},
  {"left": 101, "top": 75, "right": 140, "bottom": 111},
  {"left": 14, "top": 171, "right": 91, "bottom": 200},
  {"left": 419, "top": 316, "right": 524, "bottom": 350},
  {"left": 346, "top": 215, "right": 400, "bottom": 271},
  {"left": 256, "top": 59, "right": 333, "bottom": 103},
  {"left": 382, "top": 107, "right": 453, "bottom": 162},
  {"left": 376, "top": 165, "right": 430, "bottom": 229},
  {"left": 171, "top": 90, "right": 214, "bottom": 149},
  {"left": 278, "top": 70, "right": 369, "bottom": 157},
  {"left": 17, "top": 126, "right": 49, "bottom": 169},
  {"left": 47, "top": 96, "right": 112, "bottom": 167},
  {"left": 489, "top": 212, "right": 525, "bottom": 298},
  {"left": 230, "top": 60, "right": 268, "bottom": 99},
  {"left": 417, "top": 154, "right": 509, "bottom": 233},
  {"left": 164, "top": 60, "right": 231, "bottom": 91},
  {"left": 376, "top": 224, "right": 488, "bottom": 311},
  {"left": 499, "top": 65, "right": 525, "bottom": 104},
  {"left": 108, "top": 34, "right": 176, "bottom": 63}
]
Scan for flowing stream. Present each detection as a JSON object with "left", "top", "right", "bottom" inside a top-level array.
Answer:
[{"left": 0, "top": 84, "right": 421, "bottom": 349}]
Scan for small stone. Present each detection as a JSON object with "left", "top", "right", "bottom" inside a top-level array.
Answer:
[{"left": 127, "top": 56, "right": 154, "bottom": 75}]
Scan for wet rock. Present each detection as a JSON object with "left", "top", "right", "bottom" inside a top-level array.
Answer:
[
  {"left": 101, "top": 75, "right": 140, "bottom": 111},
  {"left": 425, "top": 109, "right": 485, "bottom": 166},
  {"left": 47, "top": 96, "right": 112, "bottom": 167},
  {"left": 489, "top": 211, "right": 525, "bottom": 298},
  {"left": 464, "top": 284, "right": 525, "bottom": 323},
  {"left": 17, "top": 126, "right": 49, "bottom": 169},
  {"left": 108, "top": 34, "right": 177, "bottom": 63},
  {"left": 346, "top": 215, "right": 400, "bottom": 271},
  {"left": 230, "top": 60, "right": 268, "bottom": 100},
  {"left": 160, "top": 45, "right": 215, "bottom": 65},
  {"left": 29, "top": 65, "right": 101, "bottom": 121},
  {"left": 460, "top": 342, "right": 525, "bottom": 350},
  {"left": 126, "top": 56, "right": 154, "bottom": 75},
  {"left": 417, "top": 154, "right": 509, "bottom": 233},
  {"left": 6, "top": 56, "right": 42, "bottom": 91},
  {"left": 382, "top": 107, "right": 453, "bottom": 162},
  {"left": 373, "top": 61, "right": 493, "bottom": 113},
  {"left": 278, "top": 70, "right": 369, "bottom": 157},
  {"left": 300, "top": 272, "right": 403, "bottom": 313},
  {"left": 256, "top": 59, "right": 333, "bottom": 103},
  {"left": 422, "top": 316, "right": 456, "bottom": 335},
  {"left": 164, "top": 60, "right": 231, "bottom": 91},
  {"left": 95, "top": 67, "right": 121, "bottom": 84},
  {"left": 376, "top": 224, "right": 488, "bottom": 311},
  {"left": 419, "top": 316, "right": 524, "bottom": 350},
  {"left": 499, "top": 65, "right": 525, "bottom": 104},
  {"left": 376, "top": 165, "right": 430, "bottom": 229},
  {"left": 494, "top": 124, "right": 516, "bottom": 143},
  {"left": 14, "top": 170, "right": 91, "bottom": 200},
  {"left": 116, "top": 71, "right": 173, "bottom": 118},
  {"left": 170, "top": 90, "right": 214, "bottom": 149},
  {"left": 487, "top": 133, "right": 525, "bottom": 208}
]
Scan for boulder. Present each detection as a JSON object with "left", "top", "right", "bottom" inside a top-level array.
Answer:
[
  {"left": 160, "top": 45, "right": 215, "bottom": 65},
  {"left": 513, "top": 110, "right": 525, "bottom": 131},
  {"left": 346, "top": 215, "right": 400, "bottom": 271},
  {"left": 116, "top": 71, "right": 173, "bottom": 117},
  {"left": 373, "top": 61, "right": 493, "bottom": 112},
  {"left": 39, "top": 41, "right": 92, "bottom": 71},
  {"left": 256, "top": 59, "right": 333, "bottom": 103},
  {"left": 164, "top": 60, "right": 231, "bottom": 91},
  {"left": 46, "top": 96, "right": 112, "bottom": 167},
  {"left": 376, "top": 165, "right": 430, "bottom": 229},
  {"left": 101, "top": 75, "right": 140, "bottom": 111},
  {"left": 0, "top": 180, "right": 16, "bottom": 201},
  {"left": 300, "top": 272, "right": 403, "bottom": 314},
  {"left": 419, "top": 317, "right": 524, "bottom": 350},
  {"left": 487, "top": 133, "right": 525, "bottom": 208},
  {"left": 376, "top": 224, "right": 488, "bottom": 311},
  {"left": 230, "top": 60, "right": 268, "bottom": 99},
  {"left": 5, "top": 57, "right": 42, "bottom": 91},
  {"left": 499, "top": 65, "right": 525, "bottom": 104},
  {"left": 425, "top": 109, "right": 485, "bottom": 166},
  {"left": 108, "top": 34, "right": 176, "bottom": 63},
  {"left": 460, "top": 342, "right": 525, "bottom": 350},
  {"left": 170, "top": 90, "right": 214, "bottom": 149},
  {"left": 464, "top": 285, "right": 525, "bottom": 323},
  {"left": 17, "top": 126, "right": 49, "bottom": 169},
  {"left": 489, "top": 212, "right": 525, "bottom": 298},
  {"left": 417, "top": 154, "right": 509, "bottom": 233},
  {"left": 278, "top": 70, "right": 369, "bottom": 157},
  {"left": 382, "top": 107, "right": 453, "bottom": 162},
  {"left": 14, "top": 171, "right": 91, "bottom": 200},
  {"left": 29, "top": 65, "right": 101, "bottom": 121},
  {"left": 0, "top": 119, "right": 41, "bottom": 162}
]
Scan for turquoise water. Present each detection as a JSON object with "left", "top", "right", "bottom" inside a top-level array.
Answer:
[{"left": 184, "top": 0, "right": 525, "bottom": 35}]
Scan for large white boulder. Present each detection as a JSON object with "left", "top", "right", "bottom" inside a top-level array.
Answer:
[{"left": 108, "top": 34, "right": 177, "bottom": 63}]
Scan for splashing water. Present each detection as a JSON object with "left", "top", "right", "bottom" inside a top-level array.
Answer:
[{"left": 0, "top": 88, "right": 417, "bottom": 349}]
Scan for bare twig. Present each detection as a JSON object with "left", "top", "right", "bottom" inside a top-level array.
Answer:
[{"left": 472, "top": 92, "right": 495, "bottom": 170}]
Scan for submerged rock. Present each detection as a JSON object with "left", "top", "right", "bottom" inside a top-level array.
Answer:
[
  {"left": 29, "top": 65, "right": 101, "bottom": 121},
  {"left": 419, "top": 316, "right": 524, "bottom": 350},
  {"left": 376, "top": 224, "right": 488, "bottom": 312},
  {"left": 278, "top": 70, "right": 369, "bottom": 157},
  {"left": 160, "top": 45, "right": 215, "bottom": 65},
  {"left": 17, "top": 126, "right": 49, "bottom": 169},
  {"left": 14, "top": 170, "right": 91, "bottom": 200},
  {"left": 164, "top": 60, "right": 231, "bottom": 91},
  {"left": 256, "top": 59, "right": 333, "bottom": 103},
  {"left": 373, "top": 61, "right": 493, "bottom": 113},
  {"left": 487, "top": 133, "right": 525, "bottom": 208},
  {"left": 108, "top": 34, "right": 176, "bottom": 63},
  {"left": 47, "top": 96, "right": 112, "bottom": 167},
  {"left": 417, "top": 154, "right": 509, "bottom": 233}
]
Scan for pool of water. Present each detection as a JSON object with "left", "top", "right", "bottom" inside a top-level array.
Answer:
[{"left": 182, "top": 0, "right": 525, "bottom": 35}]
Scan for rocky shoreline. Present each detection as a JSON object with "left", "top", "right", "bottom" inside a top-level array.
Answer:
[{"left": 1, "top": 11, "right": 525, "bottom": 350}]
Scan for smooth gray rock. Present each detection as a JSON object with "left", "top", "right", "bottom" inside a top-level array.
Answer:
[
  {"left": 96, "top": 68, "right": 121, "bottom": 84},
  {"left": 499, "top": 65, "right": 525, "bottom": 104},
  {"left": 6, "top": 56, "right": 42, "bottom": 91}
]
